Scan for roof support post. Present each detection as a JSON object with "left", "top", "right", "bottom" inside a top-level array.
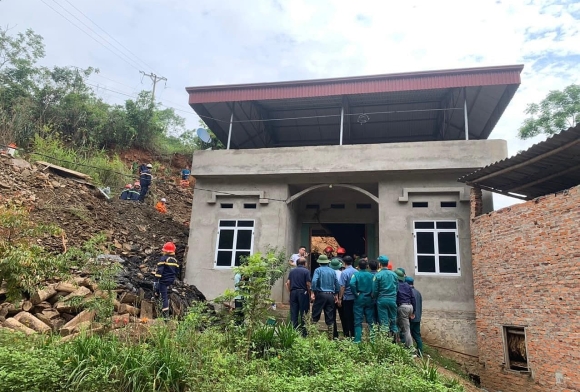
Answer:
[
  {"left": 339, "top": 105, "right": 344, "bottom": 145},
  {"left": 227, "top": 102, "right": 235, "bottom": 150},
  {"left": 464, "top": 88, "right": 469, "bottom": 140}
]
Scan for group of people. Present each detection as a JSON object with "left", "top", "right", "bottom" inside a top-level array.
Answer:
[
  {"left": 118, "top": 163, "right": 169, "bottom": 214},
  {"left": 286, "top": 246, "right": 423, "bottom": 356}
]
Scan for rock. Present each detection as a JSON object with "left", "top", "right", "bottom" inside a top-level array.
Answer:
[
  {"left": 123, "top": 243, "right": 132, "bottom": 251},
  {"left": 21, "top": 169, "right": 31, "bottom": 178},
  {"left": 3, "top": 318, "right": 36, "bottom": 335},
  {"left": 60, "top": 310, "right": 95, "bottom": 337},
  {"left": 111, "top": 313, "right": 130, "bottom": 329},
  {"left": 10, "top": 158, "right": 31, "bottom": 169},
  {"left": 51, "top": 181, "right": 61, "bottom": 188},
  {"left": 13, "top": 312, "right": 51, "bottom": 334}
]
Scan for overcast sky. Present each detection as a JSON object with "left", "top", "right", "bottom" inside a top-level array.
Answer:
[{"left": 2, "top": 0, "right": 579, "bottom": 209}]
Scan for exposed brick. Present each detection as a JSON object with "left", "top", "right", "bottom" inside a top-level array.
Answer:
[{"left": 471, "top": 185, "right": 580, "bottom": 392}]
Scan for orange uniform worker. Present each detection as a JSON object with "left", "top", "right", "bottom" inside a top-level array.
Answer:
[{"left": 155, "top": 198, "right": 167, "bottom": 214}]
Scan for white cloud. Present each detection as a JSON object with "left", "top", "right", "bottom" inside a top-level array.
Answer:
[{"left": 2, "top": 0, "right": 579, "bottom": 209}]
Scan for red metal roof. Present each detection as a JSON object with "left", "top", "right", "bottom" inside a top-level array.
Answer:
[{"left": 186, "top": 65, "right": 523, "bottom": 104}]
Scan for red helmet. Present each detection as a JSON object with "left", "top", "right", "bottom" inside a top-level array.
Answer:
[
  {"left": 162, "top": 242, "right": 176, "bottom": 253},
  {"left": 324, "top": 246, "right": 334, "bottom": 253},
  {"left": 337, "top": 247, "right": 346, "bottom": 255}
]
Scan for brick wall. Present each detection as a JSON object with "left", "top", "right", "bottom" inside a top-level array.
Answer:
[{"left": 471, "top": 185, "right": 580, "bottom": 392}]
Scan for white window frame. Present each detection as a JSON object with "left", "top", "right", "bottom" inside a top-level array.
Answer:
[
  {"left": 214, "top": 219, "right": 255, "bottom": 268},
  {"left": 413, "top": 220, "right": 461, "bottom": 276}
]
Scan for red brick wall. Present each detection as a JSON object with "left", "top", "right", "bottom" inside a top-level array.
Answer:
[{"left": 471, "top": 186, "right": 580, "bottom": 392}]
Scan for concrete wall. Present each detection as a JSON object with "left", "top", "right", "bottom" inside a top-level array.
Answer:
[
  {"left": 471, "top": 186, "right": 580, "bottom": 392},
  {"left": 191, "top": 139, "right": 508, "bottom": 177}
]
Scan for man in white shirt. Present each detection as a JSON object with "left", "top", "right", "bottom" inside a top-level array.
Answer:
[{"left": 289, "top": 246, "right": 308, "bottom": 267}]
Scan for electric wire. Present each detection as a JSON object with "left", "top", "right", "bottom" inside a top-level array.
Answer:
[
  {"left": 62, "top": 0, "right": 159, "bottom": 74},
  {"left": 40, "top": 0, "right": 142, "bottom": 71}
]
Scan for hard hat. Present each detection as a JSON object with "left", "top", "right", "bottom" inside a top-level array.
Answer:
[
  {"left": 125, "top": 184, "right": 132, "bottom": 189},
  {"left": 161, "top": 198, "right": 166, "bottom": 202},
  {"left": 162, "top": 242, "right": 176, "bottom": 253},
  {"left": 337, "top": 247, "right": 346, "bottom": 255},
  {"left": 146, "top": 163, "right": 153, "bottom": 168},
  {"left": 324, "top": 246, "right": 334, "bottom": 253}
]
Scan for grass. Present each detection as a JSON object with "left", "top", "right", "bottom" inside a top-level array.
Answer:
[{"left": 423, "top": 344, "right": 469, "bottom": 380}]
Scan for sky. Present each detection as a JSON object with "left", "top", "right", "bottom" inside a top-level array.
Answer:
[{"left": 2, "top": 0, "right": 579, "bottom": 209}]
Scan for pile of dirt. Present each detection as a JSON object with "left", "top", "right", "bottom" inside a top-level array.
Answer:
[{"left": 0, "top": 154, "right": 205, "bottom": 322}]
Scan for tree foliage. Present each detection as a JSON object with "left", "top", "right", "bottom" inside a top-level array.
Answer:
[
  {"left": 0, "top": 27, "right": 212, "bottom": 156},
  {"left": 518, "top": 84, "right": 580, "bottom": 139}
]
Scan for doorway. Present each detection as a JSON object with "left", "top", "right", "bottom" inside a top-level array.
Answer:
[{"left": 308, "top": 223, "right": 367, "bottom": 275}]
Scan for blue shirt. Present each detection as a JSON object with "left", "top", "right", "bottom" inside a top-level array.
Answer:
[
  {"left": 339, "top": 265, "right": 357, "bottom": 300},
  {"left": 311, "top": 265, "right": 340, "bottom": 294},
  {"left": 396, "top": 281, "right": 416, "bottom": 313},
  {"left": 155, "top": 255, "right": 180, "bottom": 284},
  {"left": 288, "top": 266, "right": 311, "bottom": 291}
]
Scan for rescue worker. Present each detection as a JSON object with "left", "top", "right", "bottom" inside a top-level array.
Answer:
[
  {"left": 155, "top": 198, "right": 167, "bottom": 214},
  {"left": 138, "top": 163, "right": 153, "bottom": 202},
  {"left": 323, "top": 246, "right": 334, "bottom": 260},
  {"left": 336, "top": 247, "right": 346, "bottom": 259},
  {"left": 119, "top": 184, "right": 132, "bottom": 200},
  {"left": 338, "top": 255, "right": 356, "bottom": 338},
  {"left": 372, "top": 255, "right": 399, "bottom": 337},
  {"left": 128, "top": 184, "right": 141, "bottom": 201},
  {"left": 406, "top": 276, "right": 423, "bottom": 356},
  {"left": 349, "top": 260, "right": 375, "bottom": 342},
  {"left": 310, "top": 255, "right": 340, "bottom": 339},
  {"left": 153, "top": 242, "right": 180, "bottom": 318},
  {"left": 395, "top": 268, "right": 416, "bottom": 349},
  {"left": 181, "top": 166, "right": 191, "bottom": 181}
]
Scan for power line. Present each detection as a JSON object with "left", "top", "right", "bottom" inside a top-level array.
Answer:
[
  {"left": 46, "top": 0, "right": 143, "bottom": 71},
  {"left": 62, "top": 0, "right": 159, "bottom": 74},
  {"left": 140, "top": 71, "right": 167, "bottom": 102}
]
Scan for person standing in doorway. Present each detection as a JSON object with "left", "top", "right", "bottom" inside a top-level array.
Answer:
[
  {"left": 406, "top": 276, "right": 423, "bottom": 356},
  {"left": 395, "top": 269, "right": 416, "bottom": 349},
  {"left": 138, "top": 163, "right": 153, "bottom": 202},
  {"left": 289, "top": 246, "right": 308, "bottom": 268},
  {"left": 338, "top": 255, "right": 356, "bottom": 338},
  {"left": 286, "top": 257, "right": 311, "bottom": 336},
  {"left": 372, "top": 255, "right": 399, "bottom": 336},
  {"left": 310, "top": 255, "right": 340, "bottom": 339},
  {"left": 350, "top": 260, "right": 375, "bottom": 343},
  {"left": 323, "top": 246, "right": 334, "bottom": 260}
]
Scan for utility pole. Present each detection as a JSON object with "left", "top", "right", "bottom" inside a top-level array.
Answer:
[{"left": 140, "top": 71, "right": 167, "bottom": 102}]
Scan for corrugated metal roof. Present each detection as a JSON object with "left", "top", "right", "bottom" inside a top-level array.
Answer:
[
  {"left": 187, "top": 65, "right": 523, "bottom": 104},
  {"left": 458, "top": 125, "right": 580, "bottom": 199}
]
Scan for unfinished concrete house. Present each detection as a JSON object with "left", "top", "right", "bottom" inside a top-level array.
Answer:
[
  {"left": 185, "top": 65, "right": 523, "bottom": 357},
  {"left": 459, "top": 125, "right": 580, "bottom": 392}
]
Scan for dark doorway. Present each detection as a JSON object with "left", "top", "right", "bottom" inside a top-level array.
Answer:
[{"left": 309, "top": 223, "right": 366, "bottom": 274}]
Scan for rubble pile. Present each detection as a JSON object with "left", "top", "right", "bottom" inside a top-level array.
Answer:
[{"left": 0, "top": 154, "right": 206, "bottom": 332}]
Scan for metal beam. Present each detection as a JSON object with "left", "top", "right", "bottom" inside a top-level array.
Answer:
[
  {"left": 343, "top": 96, "right": 352, "bottom": 144},
  {"left": 226, "top": 102, "right": 256, "bottom": 149},
  {"left": 509, "top": 163, "right": 580, "bottom": 192},
  {"left": 251, "top": 101, "right": 279, "bottom": 145},
  {"left": 339, "top": 105, "right": 344, "bottom": 145},
  {"left": 479, "top": 84, "right": 518, "bottom": 140},
  {"left": 465, "top": 182, "right": 530, "bottom": 200},
  {"left": 464, "top": 87, "right": 469, "bottom": 140},
  {"left": 471, "top": 138, "right": 580, "bottom": 183},
  {"left": 226, "top": 105, "right": 234, "bottom": 150}
]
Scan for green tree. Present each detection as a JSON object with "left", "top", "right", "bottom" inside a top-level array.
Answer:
[{"left": 518, "top": 84, "right": 580, "bottom": 139}]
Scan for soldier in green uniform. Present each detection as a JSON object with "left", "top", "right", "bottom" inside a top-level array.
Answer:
[
  {"left": 349, "top": 260, "right": 375, "bottom": 342},
  {"left": 372, "top": 255, "right": 399, "bottom": 337}
]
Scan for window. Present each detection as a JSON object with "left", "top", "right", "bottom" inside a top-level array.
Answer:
[
  {"left": 503, "top": 326, "right": 529, "bottom": 372},
  {"left": 331, "top": 204, "right": 345, "bottom": 209},
  {"left": 412, "top": 202, "right": 428, "bottom": 208},
  {"left": 243, "top": 203, "right": 257, "bottom": 209},
  {"left": 441, "top": 201, "right": 457, "bottom": 208},
  {"left": 413, "top": 221, "right": 460, "bottom": 275},
  {"left": 215, "top": 220, "right": 254, "bottom": 267},
  {"left": 306, "top": 204, "right": 319, "bottom": 209},
  {"left": 356, "top": 203, "right": 372, "bottom": 209},
  {"left": 220, "top": 203, "right": 233, "bottom": 209}
]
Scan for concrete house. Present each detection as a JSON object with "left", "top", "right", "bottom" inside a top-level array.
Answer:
[{"left": 185, "top": 65, "right": 522, "bottom": 356}]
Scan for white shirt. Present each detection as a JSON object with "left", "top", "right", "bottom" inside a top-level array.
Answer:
[
  {"left": 335, "top": 270, "right": 342, "bottom": 281},
  {"left": 289, "top": 253, "right": 300, "bottom": 267}
]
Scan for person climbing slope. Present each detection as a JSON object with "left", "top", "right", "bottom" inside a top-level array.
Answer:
[{"left": 153, "top": 242, "right": 180, "bottom": 318}]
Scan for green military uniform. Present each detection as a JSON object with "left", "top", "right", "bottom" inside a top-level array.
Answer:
[
  {"left": 372, "top": 258, "right": 399, "bottom": 334},
  {"left": 350, "top": 268, "right": 375, "bottom": 342}
]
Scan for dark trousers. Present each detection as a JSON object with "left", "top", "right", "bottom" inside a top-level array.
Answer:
[
  {"left": 234, "top": 299, "right": 244, "bottom": 326},
  {"left": 139, "top": 183, "right": 150, "bottom": 202},
  {"left": 334, "top": 303, "right": 344, "bottom": 338},
  {"left": 410, "top": 321, "right": 423, "bottom": 354},
  {"left": 290, "top": 289, "right": 309, "bottom": 335},
  {"left": 341, "top": 299, "right": 355, "bottom": 338},
  {"left": 158, "top": 282, "right": 170, "bottom": 317},
  {"left": 311, "top": 292, "right": 335, "bottom": 326}
]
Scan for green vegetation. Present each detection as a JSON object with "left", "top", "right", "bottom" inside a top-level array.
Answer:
[
  {"left": 423, "top": 345, "right": 468, "bottom": 380},
  {"left": 0, "top": 27, "right": 219, "bottom": 162},
  {"left": 518, "top": 84, "right": 580, "bottom": 139},
  {"left": 0, "top": 307, "right": 464, "bottom": 392}
]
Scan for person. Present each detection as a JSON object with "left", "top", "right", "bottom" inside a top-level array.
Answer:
[
  {"left": 128, "top": 184, "right": 141, "bottom": 201},
  {"left": 156, "top": 198, "right": 167, "bottom": 214},
  {"left": 323, "top": 246, "right": 334, "bottom": 259},
  {"left": 338, "top": 255, "right": 356, "bottom": 338},
  {"left": 181, "top": 166, "right": 191, "bottom": 181},
  {"left": 336, "top": 247, "right": 346, "bottom": 260},
  {"left": 354, "top": 253, "right": 367, "bottom": 269},
  {"left": 387, "top": 261, "right": 394, "bottom": 270},
  {"left": 233, "top": 272, "right": 246, "bottom": 326},
  {"left": 372, "top": 255, "right": 399, "bottom": 336},
  {"left": 395, "top": 268, "right": 416, "bottom": 349},
  {"left": 349, "top": 260, "right": 375, "bottom": 343},
  {"left": 289, "top": 246, "right": 308, "bottom": 267},
  {"left": 138, "top": 163, "right": 153, "bottom": 202},
  {"left": 286, "top": 257, "right": 311, "bottom": 336},
  {"left": 153, "top": 242, "right": 180, "bottom": 318},
  {"left": 406, "top": 276, "right": 423, "bottom": 356},
  {"left": 329, "top": 258, "right": 343, "bottom": 339},
  {"left": 119, "top": 184, "right": 132, "bottom": 200},
  {"left": 310, "top": 255, "right": 340, "bottom": 339},
  {"left": 368, "top": 259, "right": 379, "bottom": 325}
]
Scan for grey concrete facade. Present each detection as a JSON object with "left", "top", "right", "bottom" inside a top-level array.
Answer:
[{"left": 186, "top": 139, "right": 507, "bottom": 356}]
